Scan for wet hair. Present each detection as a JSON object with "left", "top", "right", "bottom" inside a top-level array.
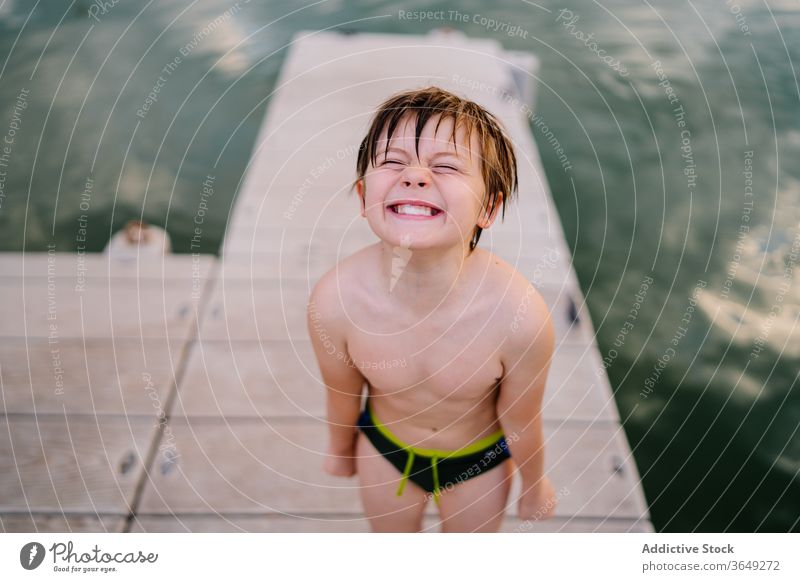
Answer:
[{"left": 355, "top": 86, "right": 518, "bottom": 252}]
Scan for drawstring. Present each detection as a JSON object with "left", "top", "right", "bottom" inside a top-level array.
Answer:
[
  {"left": 395, "top": 451, "right": 442, "bottom": 506},
  {"left": 431, "top": 457, "right": 441, "bottom": 506},
  {"left": 396, "top": 450, "right": 415, "bottom": 496}
]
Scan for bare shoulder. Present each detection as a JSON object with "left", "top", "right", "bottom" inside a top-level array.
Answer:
[
  {"left": 479, "top": 249, "right": 551, "bottom": 320},
  {"left": 478, "top": 248, "right": 555, "bottom": 358},
  {"left": 308, "top": 243, "right": 379, "bottom": 325}
]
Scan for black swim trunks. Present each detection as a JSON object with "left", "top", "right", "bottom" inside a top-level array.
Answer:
[{"left": 357, "top": 404, "right": 511, "bottom": 505}]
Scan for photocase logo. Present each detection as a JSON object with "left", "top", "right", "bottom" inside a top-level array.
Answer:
[
  {"left": 389, "top": 233, "right": 413, "bottom": 292},
  {"left": 20, "top": 542, "right": 46, "bottom": 570}
]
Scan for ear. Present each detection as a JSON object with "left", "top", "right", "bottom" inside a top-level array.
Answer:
[
  {"left": 476, "top": 194, "right": 503, "bottom": 229},
  {"left": 356, "top": 179, "right": 366, "bottom": 217}
]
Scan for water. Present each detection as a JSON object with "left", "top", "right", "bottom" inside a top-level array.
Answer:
[{"left": 1, "top": 0, "right": 798, "bottom": 531}]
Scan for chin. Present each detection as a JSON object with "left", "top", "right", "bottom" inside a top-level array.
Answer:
[
  {"left": 364, "top": 215, "right": 466, "bottom": 252},
  {"left": 380, "top": 232, "right": 425, "bottom": 250},
  {"left": 383, "top": 232, "right": 461, "bottom": 254}
]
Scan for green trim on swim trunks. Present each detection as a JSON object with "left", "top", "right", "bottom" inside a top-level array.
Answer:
[
  {"left": 367, "top": 404, "right": 505, "bottom": 458},
  {"left": 366, "top": 404, "right": 506, "bottom": 505},
  {"left": 367, "top": 406, "right": 503, "bottom": 458}
]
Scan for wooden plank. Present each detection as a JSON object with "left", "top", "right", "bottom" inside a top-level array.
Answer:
[
  {"left": 242, "top": 145, "right": 362, "bottom": 196},
  {"left": 0, "top": 276, "right": 208, "bottom": 339},
  {"left": 218, "top": 250, "right": 351, "bottom": 281},
  {"left": 129, "top": 513, "right": 652, "bottom": 533},
  {"left": 137, "top": 417, "right": 646, "bottom": 519},
  {"left": 0, "top": 252, "right": 216, "bottom": 280},
  {"left": 0, "top": 416, "right": 155, "bottom": 513},
  {"left": 274, "top": 32, "right": 506, "bottom": 98},
  {"left": 222, "top": 224, "right": 374, "bottom": 260},
  {"left": 138, "top": 418, "right": 360, "bottom": 514},
  {"left": 0, "top": 513, "right": 126, "bottom": 533},
  {"left": 130, "top": 514, "right": 372, "bottom": 533},
  {"left": 498, "top": 516, "right": 654, "bottom": 533},
  {"left": 0, "top": 338, "right": 184, "bottom": 416},
  {"left": 545, "top": 345, "right": 619, "bottom": 422},
  {"left": 236, "top": 125, "right": 365, "bottom": 197},
  {"left": 198, "top": 279, "right": 308, "bottom": 342},
  {"left": 174, "top": 340, "right": 322, "bottom": 418},
  {"left": 232, "top": 191, "right": 360, "bottom": 229},
  {"left": 508, "top": 421, "right": 649, "bottom": 520}
]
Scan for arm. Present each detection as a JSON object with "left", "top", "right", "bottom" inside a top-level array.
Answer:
[
  {"left": 497, "top": 285, "right": 557, "bottom": 518},
  {"left": 307, "top": 272, "right": 367, "bottom": 476}
]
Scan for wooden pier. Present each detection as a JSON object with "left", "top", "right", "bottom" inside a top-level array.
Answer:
[{"left": 0, "top": 30, "right": 652, "bottom": 532}]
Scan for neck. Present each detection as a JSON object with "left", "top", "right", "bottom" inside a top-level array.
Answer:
[{"left": 377, "top": 240, "right": 477, "bottom": 313}]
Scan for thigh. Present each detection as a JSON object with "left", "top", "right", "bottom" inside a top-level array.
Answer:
[
  {"left": 437, "top": 458, "right": 513, "bottom": 532},
  {"left": 355, "top": 431, "right": 429, "bottom": 532}
]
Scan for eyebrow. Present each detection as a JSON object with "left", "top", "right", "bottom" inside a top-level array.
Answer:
[
  {"left": 429, "top": 150, "right": 463, "bottom": 160},
  {"left": 378, "top": 146, "right": 464, "bottom": 159},
  {"left": 379, "top": 147, "right": 409, "bottom": 157}
]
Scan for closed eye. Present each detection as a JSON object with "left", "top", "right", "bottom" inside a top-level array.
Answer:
[
  {"left": 381, "top": 159, "right": 405, "bottom": 167},
  {"left": 433, "top": 164, "right": 459, "bottom": 172}
]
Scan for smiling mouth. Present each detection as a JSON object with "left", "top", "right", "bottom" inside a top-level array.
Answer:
[{"left": 388, "top": 203, "right": 442, "bottom": 217}]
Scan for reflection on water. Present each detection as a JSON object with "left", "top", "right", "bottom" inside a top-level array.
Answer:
[{"left": 0, "top": 0, "right": 797, "bottom": 531}]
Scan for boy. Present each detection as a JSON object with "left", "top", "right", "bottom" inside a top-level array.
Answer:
[{"left": 307, "top": 87, "right": 557, "bottom": 532}]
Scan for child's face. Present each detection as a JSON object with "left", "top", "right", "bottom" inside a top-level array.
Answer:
[{"left": 357, "top": 114, "right": 499, "bottom": 252}]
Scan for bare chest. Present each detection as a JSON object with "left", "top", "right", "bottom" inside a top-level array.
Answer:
[{"left": 346, "top": 310, "right": 505, "bottom": 408}]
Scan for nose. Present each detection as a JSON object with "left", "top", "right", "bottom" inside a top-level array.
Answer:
[{"left": 400, "top": 166, "right": 430, "bottom": 189}]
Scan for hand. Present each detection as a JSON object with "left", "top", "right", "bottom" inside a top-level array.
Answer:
[
  {"left": 322, "top": 446, "right": 356, "bottom": 477},
  {"left": 517, "top": 476, "right": 557, "bottom": 521}
]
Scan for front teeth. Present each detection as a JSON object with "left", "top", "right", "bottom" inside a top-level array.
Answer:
[{"left": 394, "top": 204, "right": 435, "bottom": 216}]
